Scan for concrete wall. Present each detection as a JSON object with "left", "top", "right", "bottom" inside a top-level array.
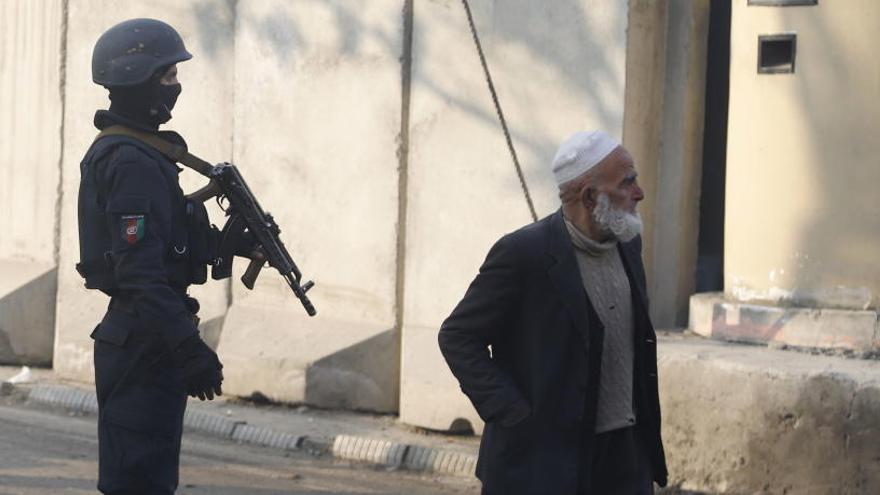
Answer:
[
  {"left": 53, "top": 0, "right": 234, "bottom": 380},
  {"left": 725, "top": 1, "right": 880, "bottom": 311},
  {"left": 649, "top": 0, "right": 709, "bottom": 328},
  {"left": 399, "top": 0, "right": 627, "bottom": 432},
  {"left": 35, "top": 0, "right": 412, "bottom": 412},
  {"left": 0, "top": 262, "right": 57, "bottom": 365},
  {"left": 623, "top": 0, "right": 710, "bottom": 329},
  {"left": 0, "top": 0, "right": 64, "bottom": 365},
  {"left": 0, "top": 0, "right": 63, "bottom": 265},
  {"left": 690, "top": 292, "right": 879, "bottom": 352},
  {"left": 622, "top": 0, "right": 668, "bottom": 297},
  {"left": 3, "top": 0, "right": 703, "bottom": 415},
  {"left": 215, "top": 0, "right": 405, "bottom": 412},
  {"left": 660, "top": 337, "right": 880, "bottom": 494}
]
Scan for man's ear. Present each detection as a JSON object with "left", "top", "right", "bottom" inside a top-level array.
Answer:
[{"left": 581, "top": 185, "right": 597, "bottom": 210}]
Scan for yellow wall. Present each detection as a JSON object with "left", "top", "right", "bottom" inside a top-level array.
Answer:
[{"left": 726, "top": 1, "right": 880, "bottom": 310}]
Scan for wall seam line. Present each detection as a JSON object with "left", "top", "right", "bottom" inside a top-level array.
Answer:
[
  {"left": 394, "top": 0, "right": 415, "bottom": 410},
  {"left": 226, "top": 0, "right": 240, "bottom": 309},
  {"left": 53, "top": 0, "right": 69, "bottom": 270},
  {"left": 50, "top": 0, "right": 70, "bottom": 367}
]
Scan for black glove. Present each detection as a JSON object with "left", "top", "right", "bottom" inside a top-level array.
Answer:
[{"left": 174, "top": 334, "right": 223, "bottom": 401}]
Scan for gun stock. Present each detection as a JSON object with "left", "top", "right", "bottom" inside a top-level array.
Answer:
[{"left": 187, "top": 179, "right": 222, "bottom": 203}]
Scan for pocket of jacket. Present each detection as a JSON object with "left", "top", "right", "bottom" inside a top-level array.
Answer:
[
  {"left": 494, "top": 419, "right": 534, "bottom": 461},
  {"left": 90, "top": 308, "right": 146, "bottom": 347},
  {"left": 90, "top": 320, "right": 130, "bottom": 347},
  {"left": 499, "top": 399, "right": 532, "bottom": 428}
]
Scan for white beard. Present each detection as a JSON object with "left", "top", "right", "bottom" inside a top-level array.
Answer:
[{"left": 592, "top": 193, "right": 642, "bottom": 242}]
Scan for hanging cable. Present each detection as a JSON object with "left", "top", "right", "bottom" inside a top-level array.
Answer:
[{"left": 461, "top": 0, "right": 538, "bottom": 222}]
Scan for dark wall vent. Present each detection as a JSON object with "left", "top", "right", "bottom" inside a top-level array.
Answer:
[
  {"left": 758, "top": 34, "right": 797, "bottom": 74},
  {"left": 748, "top": 0, "right": 817, "bottom": 6}
]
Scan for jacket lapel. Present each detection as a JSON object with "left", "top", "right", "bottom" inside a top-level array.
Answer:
[
  {"left": 545, "top": 210, "right": 593, "bottom": 352},
  {"left": 617, "top": 238, "right": 653, "bottom": 339},
  {"left": 616, "top": 239, "right": 649, "bottom": 312}
]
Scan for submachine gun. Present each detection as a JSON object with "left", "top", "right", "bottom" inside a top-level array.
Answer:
[
  {"left": 97, "top": 125, "right": 317, "bottom": 317},
  {"left": 189, "top": 163, "right": 317, "bottom": 316}
]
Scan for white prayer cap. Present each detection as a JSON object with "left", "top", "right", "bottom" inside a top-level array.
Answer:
[{"left": 551, "top": 131, "right": 619, "bottom": 186}]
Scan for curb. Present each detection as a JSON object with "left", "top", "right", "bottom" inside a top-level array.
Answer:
[{"left": 16, "top": 383, "right": 476, "bottom": 477}]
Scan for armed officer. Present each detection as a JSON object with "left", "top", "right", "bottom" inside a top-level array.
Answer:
[{"left": 77, "top": 18, "right": 224, "bottom": 494}]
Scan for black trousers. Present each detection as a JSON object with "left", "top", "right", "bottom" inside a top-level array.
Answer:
[
  {"left": 581, "top": 426, "right": 654, "bottom": 495},
  {"left": 93, "top": 309, "right": 187, "bottom": 495},
  {"left": 478, "top": 426, "right": 655, "bottom": 495}
]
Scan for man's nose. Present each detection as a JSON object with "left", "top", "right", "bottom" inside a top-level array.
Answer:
[{"left": 633, "top": 184, "right": 645, "bottom": 202}]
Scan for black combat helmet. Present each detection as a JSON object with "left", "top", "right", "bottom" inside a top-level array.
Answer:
[{"left": 92, "top": 18, "right": 192, "bottom": 88}]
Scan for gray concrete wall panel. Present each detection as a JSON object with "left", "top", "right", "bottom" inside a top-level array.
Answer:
[
  {"left": 622, "top": 0, "right": 668, "bottom": 292},
  {"left": 649, "top": 0, "right": 709, "bottom": 328},
  {"left": 215, "top": 0, "right": 404, "bottom": 412},
  {"left": 216, "top": 304, "right": 396, "bottom": 410},
  {"left": 0, "top": 0, "right": 63, "bottom": 265},
  {"left": 54, "top": 1, "right": 235, "bottom": 380},
  {"left": 623, "top": 0, "right": 710, "bottom": 329},
  {"left": 0, "top": 0, "right": 64, "bottom": 366},
  {"left": 400, "top": 0, "right": 627, "bottom": 430},
  {"left": 0, "top": 261, "right": 57, "bottom": 365}
]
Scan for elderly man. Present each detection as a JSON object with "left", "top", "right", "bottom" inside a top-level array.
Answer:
[{"left": 438, "top": 131, "right": 667, "bottom": 494}]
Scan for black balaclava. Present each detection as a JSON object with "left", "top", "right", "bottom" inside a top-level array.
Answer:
[{"left": 108, "top": 70, "right": 181, "bottom": 130}]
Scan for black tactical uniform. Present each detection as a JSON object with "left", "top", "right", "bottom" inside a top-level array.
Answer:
[{"left": 77, "top": 19, "right": 222, "bottom": 495}]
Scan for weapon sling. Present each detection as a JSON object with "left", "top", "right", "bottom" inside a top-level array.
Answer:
[{"left": 95, "top": 125, "right": 214, "bottom": 178}]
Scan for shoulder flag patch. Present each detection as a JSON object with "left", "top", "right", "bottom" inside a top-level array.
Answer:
[{"left": 121, "top": 215, "right": 146, "bottom": 245}]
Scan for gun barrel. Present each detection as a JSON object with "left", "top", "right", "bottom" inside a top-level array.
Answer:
[{"left": 285, "top": 273, "right": 317, "bottom": 316}]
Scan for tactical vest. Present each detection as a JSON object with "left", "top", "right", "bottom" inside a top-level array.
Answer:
[{"left": 76, "top": 135, "right": 217, "bottom": 295}]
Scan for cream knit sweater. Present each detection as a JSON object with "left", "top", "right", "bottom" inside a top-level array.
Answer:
[{"left": 564, "top": 218, "right": 636, "bottom": 433}]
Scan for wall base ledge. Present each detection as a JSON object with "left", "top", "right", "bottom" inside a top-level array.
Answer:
[
  {"left": 216, "top": 301, "right": 399, "bottom": 413},
  {"left": 689, "top": 292, "right": 879, "bottom": 352}
]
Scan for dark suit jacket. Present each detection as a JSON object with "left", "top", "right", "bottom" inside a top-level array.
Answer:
[{"left": 438, "top": 209, "right": 667, "bottom": 494}]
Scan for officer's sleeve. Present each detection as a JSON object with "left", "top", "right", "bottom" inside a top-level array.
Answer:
[
  {"left": 103, "top": 148, "right": 197, "bottom": 350},
  {"left": 438, "top": 234, "right": 531, "bottom": 427}
]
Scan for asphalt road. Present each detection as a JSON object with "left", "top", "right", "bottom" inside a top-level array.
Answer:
[{"left": 0, "top": 401, "right": 481, "bottom": 495}]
